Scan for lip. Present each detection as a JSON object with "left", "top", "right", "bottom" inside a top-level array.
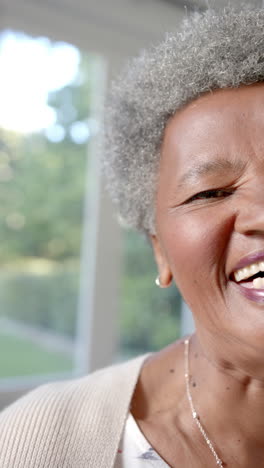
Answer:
[
  {"left": 231, "top": 281, "right": 264, "bottom": 304},
  {"left": 232, "top": 250, "right": 264, "bottom": 274}
]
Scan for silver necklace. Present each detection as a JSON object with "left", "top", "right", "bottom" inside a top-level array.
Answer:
[{"left": 184, "top": 337, "right": 224, "bottom": 467}]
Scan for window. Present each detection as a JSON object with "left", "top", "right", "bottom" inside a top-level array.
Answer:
[{"left": 0, "top": 30, "right": 99, "bottom": 383}]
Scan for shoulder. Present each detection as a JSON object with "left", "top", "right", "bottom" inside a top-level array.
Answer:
[{"left": 0, "top": 353, "right": 150, "bottom": 468}]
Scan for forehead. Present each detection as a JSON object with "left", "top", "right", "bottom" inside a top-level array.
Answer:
[{"left": 161, "top": 83, "right": 264, "bottom": 178}]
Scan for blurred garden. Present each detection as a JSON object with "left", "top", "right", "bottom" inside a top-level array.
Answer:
[
  {"left": 0, "top": 31, "right": 181, "bottom": 378},
  {"left": 0, "top": 34, "right": 92, "bottom": 377}
]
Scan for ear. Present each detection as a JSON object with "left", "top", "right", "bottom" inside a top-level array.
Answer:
[{"left": 150, "top": 235, "right": 173, "bottom": 288}]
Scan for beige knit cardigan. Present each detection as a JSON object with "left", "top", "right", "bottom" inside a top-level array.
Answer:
[{"left": 0, "top": 354, "right": 149, "bottom": 468}]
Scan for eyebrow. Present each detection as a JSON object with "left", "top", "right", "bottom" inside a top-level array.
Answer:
[{"left": 178, "top": 158, "right": 244, "bottom": 188}]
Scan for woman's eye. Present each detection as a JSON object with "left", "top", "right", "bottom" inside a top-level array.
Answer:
[{"left": 185, "top": 189, "right": 232, "bottom": 204}]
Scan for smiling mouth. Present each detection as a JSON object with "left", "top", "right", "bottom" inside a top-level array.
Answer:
[{"left": 232, "top": 261, "right": 264, "bottom": 290}]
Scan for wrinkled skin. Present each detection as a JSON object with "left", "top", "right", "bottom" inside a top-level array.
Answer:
[{"left": 131, "top": 83, "right": 264, "bottom": 468}]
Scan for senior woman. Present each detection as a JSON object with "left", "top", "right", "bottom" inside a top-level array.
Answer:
[{"left": 1, "top": 5, "right": 264, "bottom": 468}]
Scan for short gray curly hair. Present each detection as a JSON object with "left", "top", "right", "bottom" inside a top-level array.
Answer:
[{"left": 103, "top": 5, "right": 264, "bottom": 236}]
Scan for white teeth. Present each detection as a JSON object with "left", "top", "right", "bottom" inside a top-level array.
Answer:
[
  {"left": 234, "top": 267, "right": 250, "bottom": 282},
  {"left": 253, "top": 277, "right": 264, "bottom": 289},
  {"left": 234, "top": 271, "right": 239, "bottom": 282},
  {"left": 234, "top": 260, "right": 264, "bottom": 282},
  {"left": 250, "top": 264, "right": 259, "bottom": 275},
  {"left": 243, "top": 267, "right": 251, "bottom": 279},
  {"left": 234, "top": 271, "right": 240, "bottom": 282}
]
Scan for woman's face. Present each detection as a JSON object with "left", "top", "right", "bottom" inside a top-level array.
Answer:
[{"left": 154, "top": 83, "right": 264, "bottom": 363}]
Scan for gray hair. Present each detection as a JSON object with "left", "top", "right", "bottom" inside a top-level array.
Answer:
[{"left": 103, "top": 5, "right": 264, "bottom": 236}]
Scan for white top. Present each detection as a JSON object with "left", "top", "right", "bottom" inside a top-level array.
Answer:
[{"left": 114, "top": 413, "right": 170, "bottom": 468}]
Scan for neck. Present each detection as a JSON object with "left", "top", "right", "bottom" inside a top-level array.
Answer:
[
  {"left": 131, "top": 335, "right": 264, "bottom": 467},
  {"left": 189, "top": 333, "right": 264, "bottom": 464}
]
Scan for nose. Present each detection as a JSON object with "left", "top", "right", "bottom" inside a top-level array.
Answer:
[{"left": 234, "top": 187, "right": 264, "bottom": 236}]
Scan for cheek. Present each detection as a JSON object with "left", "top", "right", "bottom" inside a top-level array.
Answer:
[{"left": 160, "top": 208, "right": 235, "bottom": 294}]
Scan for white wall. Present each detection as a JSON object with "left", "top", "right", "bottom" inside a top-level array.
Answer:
[{"left": 0, "top": 0, "right": 185, "bottom": 60}]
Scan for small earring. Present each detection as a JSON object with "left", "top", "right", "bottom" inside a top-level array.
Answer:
[
  {"left": 155, "top": 275, "right": 172, "bottom": 288},
  {"left": 155, "top": 276, "right": 161, "bottom": 287}
]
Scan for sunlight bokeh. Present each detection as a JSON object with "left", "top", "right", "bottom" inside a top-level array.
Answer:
[{"left": 0, "top": 31, "right": 80, "bottom": 133}]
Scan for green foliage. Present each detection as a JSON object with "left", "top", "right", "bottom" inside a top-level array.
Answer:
[
  {"left": 0, "top": 260, "right": 79, "bottom": 337},
  {"left": 0, "top": 332, "right": 73, "bottom": 377},
  {"left": 0, "top": 55, "right": 91, "bottom": 263},
  {"left": 120, "top": 230, "right": 182, "bottom": 354},
  {"left": 0, "top": 131, "right": 87, "bottom": 262},
  {"left": 0, "top": 43, "right": 92, "bottom": 377}
]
